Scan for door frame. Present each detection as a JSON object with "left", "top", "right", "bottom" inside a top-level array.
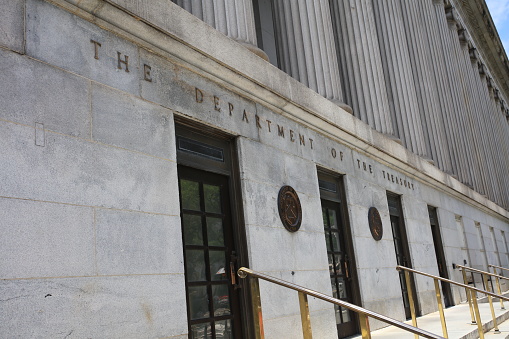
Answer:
[
  {"left": 387, "top": 192, "right": 421, "bottom": 319},
  {"left": 318, "top": 170, "right": 361, "bottom": 337},
  {"left": 175, "top": 120, "right": 253, "bottom": 338},
  {"left": 428, "top": 206, "right": 454, "bottom": 307}
]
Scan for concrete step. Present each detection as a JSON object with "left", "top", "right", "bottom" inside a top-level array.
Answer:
[{"left": 351, "top": 300, "right": 509, "bottom": 338}]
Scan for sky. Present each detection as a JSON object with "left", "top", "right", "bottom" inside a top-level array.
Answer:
[{"left": 486, "top": 0, "right": 509, "bottom": 54}]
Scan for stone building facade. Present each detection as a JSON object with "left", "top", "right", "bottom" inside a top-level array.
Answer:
[{"left": 1, "top": 0, "right": 509, "bottom": 338}]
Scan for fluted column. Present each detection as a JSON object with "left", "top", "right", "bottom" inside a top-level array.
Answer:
[
  {"left": 371, "top": 0, "right": 428, "bottom": 157},
  {"left": 399, "top": 0, "right": 452, "bottom": 170},
  {"left": 431, "top": 3, "right": 473, "bottom": 186},
  {"left": 328, "top": 0, "right": 394, "bottom": 136},
  {"left": 172, "top": 0, "right": 268, "bottom": 60},
  {"left": 272, "top": 0, "right": 347, "bottom": 108}
]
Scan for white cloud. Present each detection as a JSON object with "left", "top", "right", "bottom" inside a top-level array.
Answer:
[{"left": 486, "top": 0, "right": 509, "bottom": 26}]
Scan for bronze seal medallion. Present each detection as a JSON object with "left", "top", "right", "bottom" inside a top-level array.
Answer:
[
  {"left": 278, "top": 185, "right": 302, "bottom": 232},
  {"left": 368, "top": 207, "right": 383, "bottom": 241}
]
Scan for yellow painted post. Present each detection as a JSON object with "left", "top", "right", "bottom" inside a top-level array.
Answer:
[
  {"left": 462, "top": 268, "right": 476, "bottom": 324},
  {"left": 404, "top": 270, "right": 419, "bottom": 339},
  {"left": 298, "top": 292, "right": 313, "bottom": 339},
  {"left": 358, "top": 313, "right": 371, "bottom": 339},
  {"left": 472, "top": 292, "right": 485, "bottom": 339},
  {"left": 492, "top": 266, "right": 505, "bottom": 309},
  {"left": 434, "top": 278, "right": 448, "bottom": 338},
  {"left": 250, "top": 277, "right": 265, "bottom": 339},
  {"left": 483, "top": 273, "right": 500, "bottom": 333}
]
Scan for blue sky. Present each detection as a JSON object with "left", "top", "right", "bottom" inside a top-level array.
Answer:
[{"left": 486, "top": 0, "right": 509, "bottom": 54}]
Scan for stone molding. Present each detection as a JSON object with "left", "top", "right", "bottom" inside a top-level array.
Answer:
[{"left": 49, "top": 0, "right": 509, "bottom": 219}]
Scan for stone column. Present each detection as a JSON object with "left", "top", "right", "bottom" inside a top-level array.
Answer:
[
  {"left": 272, "top": 0, "right": 348, "bottom": 108},
  {"left": 431, "top": 2, "right": 473, "bottom": 186},
  {"left": 371, "top": 0, "right": 428, "bottom": 157},
  {"left": 173, "top": 0, "right": 268, "bottom": 60},
  {"left": 421, "top": 0, "right": 461, "bottom": 178},
  {"left": 328, "top": 0, "right": 394, "bottom": 136},
  {"left": 399, "top": 0, "right": 452, "bottom": 171}
]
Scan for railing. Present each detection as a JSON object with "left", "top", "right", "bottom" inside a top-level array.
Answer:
[
  {"left": 456, "top": 264, "right": 509, "bottom": 333},
  {"left": 397, "top": 265, "right": 509, "bottom": 339},
  {"left": 237, "top": 267, "right": 444, "bottom": 339},
  {"left": 489, "top": 264, "right": 509, "bottom": 306}
]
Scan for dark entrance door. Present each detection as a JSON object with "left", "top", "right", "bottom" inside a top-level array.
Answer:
[
  {"left": 179, "top": 166, "right": 242, "bottom": 339},
  {"left": 428, "top": 206, "right": 454, "bottom": 307},
  {"left": 387, "top": 193, "right": 420, "bottom": 319},
  {"left": 319, "top": 173, "right": 360, "bottom": 338},
  {"left": 176, "top": 123, "right": 245, "bottom": 339}
]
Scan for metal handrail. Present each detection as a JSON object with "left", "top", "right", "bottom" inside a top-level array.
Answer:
[
  {"left": 237, "top": 267, "right": 444, "bottom": 339},
  {"left": 489, "top": 264, "right": 509, "bottom": 274},
  {"left": 397, "top": 265, "right": 509, "bottom": 339},
  {"left": 456, "top": 264, "right": 508, "bottom": 332}
]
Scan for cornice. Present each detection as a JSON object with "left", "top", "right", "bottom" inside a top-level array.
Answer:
[{"left": 452, "top": 0, "right": 509, "bottom": 102}]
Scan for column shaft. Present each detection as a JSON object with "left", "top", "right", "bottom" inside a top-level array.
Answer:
[
  {"left": 272, "top": 0, "right": 345, "bottom": 105},
  {"left": 329, "top": 0, "right": 394, "bottom": 135},
  {"left": 372, "top": 0, "right": 428, "bottom": 157}
]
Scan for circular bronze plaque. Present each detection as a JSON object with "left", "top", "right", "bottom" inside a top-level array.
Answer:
[
  {"left": 278, "top": 185, "right": 302, "bottom": 232},
  {"left": 368, "top": 207, "right": 383, "bottom": 241}
]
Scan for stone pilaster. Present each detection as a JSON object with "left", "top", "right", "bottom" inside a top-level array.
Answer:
[
  {"left": 272, "top": 0, "right": 347, "bottom": 108},
  {"left": 371, "top": 0, "right": 428, "bottom": 157},
  {"left": 172, "top": 0, "right": 268, "bottom": 60},
  {"left": 329, "top": 0, "right": 394, "bottom": 135}
]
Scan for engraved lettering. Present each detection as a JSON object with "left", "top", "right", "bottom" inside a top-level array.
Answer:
[
  {"left": 242, "top": 110, "right": 249, "bottom": 123},
  {"left": 309, "top": 138, "right": 314, "bottom": 149},
  {"left": 340, "top": 152, "right": 344, "bottom": 161},
  {"left": 299, "top": 134, "right": 305, "bottom": 146},
  {"left": 267, "top": 120, "right": 272, "bottom": 132},
  {"left": 404, "top": 180, "right": 407, "bottom": 188},
  {"left": 255, "top": 115, "right": 262, "bottom": 129},
  {"left": 369, "top": 165, "right": 373, "bottom": 174},
  {"left": 278, "top": 125, "right": 284, "bottom": 137},
  {"left": 228, "top": 103, "right": 234, "bottom": 116},
  {"left": 117, "top": 52, "right": 129, "bottom": 72},
  {"left": 214, "top": 96, "right": 221, "bottom": 111},
  {"left": 391, "top": 175, "right": 395, "bottom": 183},
  {"left": 363, "top": 162, "right": 367, "bottom": 171},
  {"left": 399, "top": 178, "right": 403, "bottom": 185},
  {"left": 412, "top": 183, "right": 415, "bottom": 190},
  {"left": 331, "top": 148, "right": 337, "bottom": 158},
  {"left": 382, "top": 170, "right": 386, "bottom": 179},
  {"left": 290, "top": 130, "right": 295, "bottom": 142},
  {"left": 91, "top": 40, "right": 102, "bottom": 60},
  {"left": 195, "top": 88, "right": 204, "bottom": 103},
  {"left": 143, "top": 64, "right": 152, "bottom": 82},
  {"left": 357, "top": 159, "right": 361, "bottom": 169}
]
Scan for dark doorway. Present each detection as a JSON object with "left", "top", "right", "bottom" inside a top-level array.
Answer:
[
  {"left": 176, "top": 123, "right": 246, "bottom": 339},
  {"left": 319, "top": 172, "right": 360, "bottom": 338},
  {"left": 387, "top": 193, "right": 420, "bottom": 319},
  {"left": 428, "top": 206, "right": 454, "bottom": 307}
]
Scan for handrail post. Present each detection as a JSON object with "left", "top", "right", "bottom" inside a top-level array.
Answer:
[
  {"left": 482, "top": 273, "right": 500, "bottom": 333},
  {"left": 433, "top": 278, "right": 448, "bottom": 338},
  {"left": 461, "top": 268, "right": 476, "bottom": 324},
  {"left": 491, "top": 266, "right": 505, "bottom": 309},
  {"left": 471, "top": 291, "right": 485, "bottom": 339},
  {"left": 404, "top": 270, "right": 419, "bottom": 339},
  {"left": 358, "top": 313, "right": 371, "bottom": 339},
  {"left": 250, "top": 277, "right": 265, "bottom": 339},
  {"left": 298, "top": 292, "right": 313, "bottom": 339}
]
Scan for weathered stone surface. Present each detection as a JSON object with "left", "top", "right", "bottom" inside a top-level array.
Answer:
[
  {"left": 0, "top": 274, "right": 188, "bottom": 338},
  {"left": 0, "top": 198, "right": 95, "bottom": 279},
  {"left": 0, "top": 0, "right": 24, "bottom": 53},
  {"left": 96, "top": 210, "right": 184, "bottom": 275},
  {"left": 0, "top": 121, "right": 178, "bottom": 214},
  {"left": 26, "top": 0, "right": 140, "bottom": 95},
  {"left": 0, "top": 49, "right": 91, "bottom": 138},
  {"left": 92, "top": 83, "right": 175, "bottom": 159}
]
